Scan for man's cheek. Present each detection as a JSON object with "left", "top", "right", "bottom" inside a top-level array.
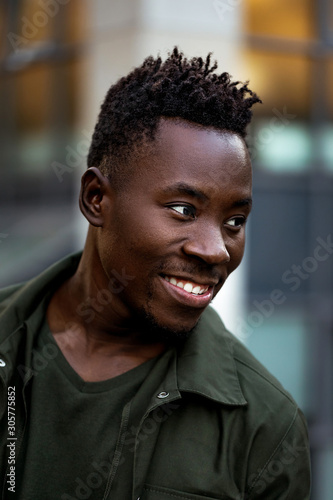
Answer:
[{"left": 227, "top": 254, "right": 244, "bottom": 274}]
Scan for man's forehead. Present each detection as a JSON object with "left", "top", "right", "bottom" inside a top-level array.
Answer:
[
  {"left": 149, "top": 118, "right": 249, "bottom": 170},
  {"left": 121, "top": 116, "right": 251, "bottom": 196},
  {"left": 153, "top": 117, "right": 247, "bottom": 158}
]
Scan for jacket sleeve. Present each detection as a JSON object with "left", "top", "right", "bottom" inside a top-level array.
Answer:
[{"left": 246, "top": 409, "right": 311, "bottom": 500}]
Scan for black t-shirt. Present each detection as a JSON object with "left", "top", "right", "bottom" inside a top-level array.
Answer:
[{"left": 15, "top": 301, "right": 159, "bottom": 500}]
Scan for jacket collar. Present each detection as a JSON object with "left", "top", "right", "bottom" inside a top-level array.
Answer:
[
  {"left": 176, "top": 308, "right": 247, "bottom": 406},
  {"left": 0, "top": 252, "right": 246, "bottom": 406},
  {"left": 0, "top": 253, "right": 82, "bottom": 385},
  {"left": 0, "top": 252, "right": 82, "bottom": 338}
]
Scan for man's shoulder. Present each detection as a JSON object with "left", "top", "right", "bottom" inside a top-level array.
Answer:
[
  {"left": 203, "top": 306, "right": 300, "bottom": 415},
  {"left": 0, "top": 283, "right": 25, "bottom": 313},
  {"left": 0, "top": 252, "right": 82, "bottom": 336},
  {"left": 201, "top": 308, "right": 309, "bottom": 468}
]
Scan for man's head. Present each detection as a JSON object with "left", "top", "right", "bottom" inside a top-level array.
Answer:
[
  {"left": 87, "top": 47, "right": 260, "bottom": 188},
  {"left": 80, "top": 48, "right": 260, "bottom": 343}
]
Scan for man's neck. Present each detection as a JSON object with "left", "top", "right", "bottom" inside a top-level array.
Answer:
[{"left": 46, "top": 241, "right": 166, "bottom": 382}]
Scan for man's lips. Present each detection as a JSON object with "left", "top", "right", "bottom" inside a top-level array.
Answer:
[
  {"left": 163, "top": 275, "right": 210, "bottom": 295},
  {"left": 159, "top": 274, "right": 215, "bottom": 309}
]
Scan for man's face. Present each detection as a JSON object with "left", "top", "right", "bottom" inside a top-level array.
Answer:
[{"left": 98, "top": 119, "right": 252, "bottom": 341}]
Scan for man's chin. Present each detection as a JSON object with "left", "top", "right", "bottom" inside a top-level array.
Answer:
[{"left": 136, "top": 308, "right": 198, "bottom": 345}]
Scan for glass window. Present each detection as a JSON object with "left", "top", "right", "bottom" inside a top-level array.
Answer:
[
  {"left": 0, "top": 0, "right": 87, "bottom": 285},
  {"left": 248, "top": 189, "right": 309, "bottom": 296},
  {"left": 329, "top": 59, "right": 333, "bottom": 120},
  {"left": 244, "top": 0, "right": 317, "bottom": 39},
  {"left": 320, "top": 125, "right": 333, "bottom": 172},
  {"left": 328, "top": 1, "right": 333, "bottom": 39},
  {"left": 0, "top": 58, "right": 82, "bottom": 203},
  {"left": 16, "top": 64, "right": 54, "bottom": 133},
  {"left": 313, "top": 446, "right": 333, "bottom": 499},
  {"left": 242, "top": 50, "right": 312, "bottom": 118},
  {"left": 249, "top": 120, "right": 313, "bottom": 172},
  {"left": 245, "top": 313, "right": 310, "bottom": 411},
  {"left": 8, "top": 0, "right": 86, "bottom": 48}
]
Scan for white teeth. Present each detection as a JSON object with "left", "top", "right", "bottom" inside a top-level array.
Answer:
[{"left": 164, "top": 276, "right": 209, "bottom": 296}]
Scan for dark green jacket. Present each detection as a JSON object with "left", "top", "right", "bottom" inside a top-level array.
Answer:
[{"left": 0, "top": 254, "right": 311, "bottom": 499}]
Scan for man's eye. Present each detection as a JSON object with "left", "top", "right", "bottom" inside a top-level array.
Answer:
[
  {"left": 225, "top": 217, "right": 246, "bottom": 228},
  {"left": 170, "top": 205, "right": 196, "bottom": 219}
]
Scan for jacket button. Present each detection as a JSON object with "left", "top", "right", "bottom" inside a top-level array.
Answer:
[
  {"left": 0, "top": 359, "right": 6, "bottom": 367},
  {"left": 157, "top": 391, "right": 169, "bottom": 399}
]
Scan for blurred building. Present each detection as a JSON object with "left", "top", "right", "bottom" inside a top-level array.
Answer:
[{"left": 0, "top": 1, "right": 332, "bottom": 498}]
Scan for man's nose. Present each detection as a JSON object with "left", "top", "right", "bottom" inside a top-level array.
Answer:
[{"left": 182, "top": 223, "right": 230, "bottom": 265}]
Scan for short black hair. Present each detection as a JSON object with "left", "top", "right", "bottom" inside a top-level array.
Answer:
[{"left": 87, "top": 47, "right": 261, "bottom": 183}]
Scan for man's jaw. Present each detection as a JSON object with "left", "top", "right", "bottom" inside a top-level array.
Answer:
[
  {"left": 136, "top": 303, "right": 199, "bottom": 345},
  {"left": 131, "top": 269, "right": 223, "bottom": 344}
]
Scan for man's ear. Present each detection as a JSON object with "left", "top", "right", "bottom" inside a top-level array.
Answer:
[{"left": 79, "top": 167, "right": 112, "bottom": 227}]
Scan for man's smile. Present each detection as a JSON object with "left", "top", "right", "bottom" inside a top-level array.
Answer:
[
  {"left": 163, "top": 275, "right": 210, "bottom": 295},
  {"left": 159, "top": 274, "right": 214, "bottom": 309}
]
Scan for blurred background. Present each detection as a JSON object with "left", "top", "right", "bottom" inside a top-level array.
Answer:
[{"left": 0, "top": 0, "right": 332, "bottom": 497}]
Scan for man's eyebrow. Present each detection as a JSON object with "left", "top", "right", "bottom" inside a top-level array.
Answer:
[
  {"left": 161, "top": 183, "right": 208, "bottom": 202},
  {"left": 161, "top": 183, "right": 252, "bottom": 209},
  {"left": 232, "top": 198, "right": 252, "bottom": 209}
]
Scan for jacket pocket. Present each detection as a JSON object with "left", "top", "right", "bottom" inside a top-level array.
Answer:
[{"left": 140, "top": 484, "right": 238, "bottom": 500}]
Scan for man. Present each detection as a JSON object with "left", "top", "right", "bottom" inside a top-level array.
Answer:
[{"left": 0, "top": 48, "right": 310, "bottom": 499}]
